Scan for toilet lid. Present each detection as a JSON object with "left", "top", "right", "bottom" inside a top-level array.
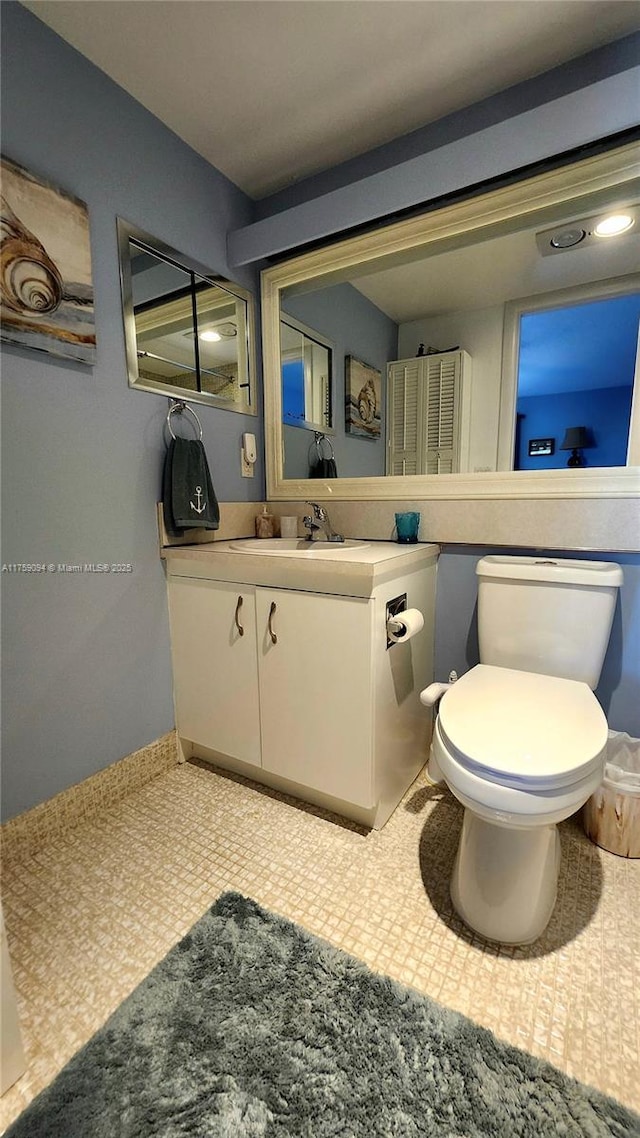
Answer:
[{"left": 439, "top": 665, "right": 607, "bottom": 787}]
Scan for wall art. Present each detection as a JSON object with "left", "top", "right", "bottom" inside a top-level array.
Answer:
[
  {"left": 345, "top": 354, "right": 381, "bottom": 438},
  {"left": 1, "top": 156, "right": 96, "bottom": 363}
]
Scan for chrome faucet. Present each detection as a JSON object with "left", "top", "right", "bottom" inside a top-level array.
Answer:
[{"left": 302, "top": 501, "right": 344, "bottom": 542}]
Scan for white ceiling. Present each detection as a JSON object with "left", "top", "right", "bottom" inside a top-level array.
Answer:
[
  {"left": 351, "top": 206, "right": 640, "bottom": 323},
  {"left": 22, "top": 0, "right": 640, "bottom": 199}
]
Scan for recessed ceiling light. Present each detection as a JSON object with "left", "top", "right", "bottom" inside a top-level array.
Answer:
[
  {"left": 549, "top": 228, "right": 586, "bottom": 250},
  {"left": 536, "top": 206, "right": 637, "bottom": 257},
  {"left": 593, "top": 213, "right": 634, "bottom": 237},
  {"left": 199, "top": 329, "right": 221, "bottom": 342}
]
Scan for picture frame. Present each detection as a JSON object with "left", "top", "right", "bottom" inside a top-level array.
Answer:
[
  {"left": 0, "top": 155, "right": 96, "bottom": 364},
  {"left": 528, "top": 438, "right": 555, "bottom": 457},
  {"left": 345, "top": 354, "right": 381, "bottom": 438}
]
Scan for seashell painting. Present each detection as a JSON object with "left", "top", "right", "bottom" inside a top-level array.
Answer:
[
  {"left": 1, "top": 156, "right": 95, "bottom": 363},
  {"left": 345, "top": 354, "right": 382, "bottom": 438}
]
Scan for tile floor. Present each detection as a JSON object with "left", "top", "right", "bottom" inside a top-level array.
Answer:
[{"left": 1, "top": 759, "right": 639, "bottom": 1133}]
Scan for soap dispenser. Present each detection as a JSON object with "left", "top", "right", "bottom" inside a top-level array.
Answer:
[{"left": 255, "top": 505, "right": 276, "bottom": 539}]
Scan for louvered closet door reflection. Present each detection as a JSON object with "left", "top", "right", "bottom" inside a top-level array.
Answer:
[
  {"left": 387, "top": 359, "right": 422, "bottom": 475},
  {"left": 387, "top": 353, "right": 463, "bottom": 475},
  {"left": 423, "top": 354, "right": 461, "bottom": 475}
]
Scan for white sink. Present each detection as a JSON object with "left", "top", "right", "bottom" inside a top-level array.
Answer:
[{"left": 229, "top": 538, "right": 370, "bottom": 556}]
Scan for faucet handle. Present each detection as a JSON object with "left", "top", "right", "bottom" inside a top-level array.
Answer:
[{"left": 305, "top": 500, "right": 326, "bottom": 520}]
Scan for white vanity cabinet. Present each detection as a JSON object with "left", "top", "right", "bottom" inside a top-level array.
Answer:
[
  {"left": 256, "top": 588, "right": 374, "bottom": 807},
  {"left": 167, "top": 577, "right": 261, "bottom": 766},
  {"left": 165, "top": 540, "right": 438, "bottom": 829}
]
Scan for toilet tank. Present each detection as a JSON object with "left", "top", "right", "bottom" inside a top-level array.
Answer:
[{"left": 476, "top": 556, "right": 623, "bottom": 689}]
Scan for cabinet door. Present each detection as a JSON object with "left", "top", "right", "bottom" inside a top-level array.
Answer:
[
  {"left": 387, "top": 352, "right": 470, "bottom": 475},
  {"left": 256, "top": 588, "right": 374, "bottom": 807},
  {"left": 167, "top": 576, "right": 261, "bottom": 765},
  {"left": 422, "top": 352, "right": 462, "bottom": 474},
  {"left": 387, "top": 359, "right": 422, "bottom": 475}
]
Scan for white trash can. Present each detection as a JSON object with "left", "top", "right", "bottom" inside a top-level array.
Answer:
[{"left": 583, "top": 730, "right": 640, "bottom": 858}]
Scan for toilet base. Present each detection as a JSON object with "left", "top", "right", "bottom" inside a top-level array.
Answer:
[{"left": 451, "top": 811, "right": 561, "bottom": 945}]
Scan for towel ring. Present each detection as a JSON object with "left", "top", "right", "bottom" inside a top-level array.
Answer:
[
  {"left": 166, "top": 400, "right": 203, "bottom": 441},
  {"left": 314, "top": 432, "right": 335, "bottom": 461}
]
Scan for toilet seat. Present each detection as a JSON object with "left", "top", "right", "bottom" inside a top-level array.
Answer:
[{"left": 438, "top": 664, "right": 607, "bottom": 791}]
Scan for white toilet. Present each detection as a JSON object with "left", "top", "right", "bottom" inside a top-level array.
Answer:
[{"left": 421, "top": 555, "right": 623, "bottom": 945}]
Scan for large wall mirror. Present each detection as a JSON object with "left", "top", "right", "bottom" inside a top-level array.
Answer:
[
  {"left": 261, "top": 142, "right": 639, "bottom": 500},
  {"left": 118, "top": 219, "right": 257, "bottom": 414}
]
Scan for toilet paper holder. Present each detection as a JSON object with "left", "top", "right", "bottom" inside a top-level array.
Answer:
[{"left": 386, "top": 594, "right": 407, "bottom": 649}]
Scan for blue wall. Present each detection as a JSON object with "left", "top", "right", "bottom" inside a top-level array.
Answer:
[
  {"left": 434, "top": 548, "right": 640, "bottom": 737},
  {"left": 0, "top": 3, "right": 261, "bottom": 820},
  {"left": 517, "top": 294, "right": 640, "bottom": 401},
  {"left": 517, "top": 387, "right": 633, "bottom": 470},
  {"left": 515, "top": 292, "right": 639, "bottom": 469},
  {"left": 282, "top": 283, "right": 397, "bottom": 479}
]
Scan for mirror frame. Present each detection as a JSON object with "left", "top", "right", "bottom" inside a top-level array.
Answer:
[
  {"left": 118, "top": 218, "right": 257, "bottom": 415},
  {"left": 261, "top": 142, "right": 640, "bottom": 500}
]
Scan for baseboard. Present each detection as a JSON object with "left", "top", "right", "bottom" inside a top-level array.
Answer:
[{"left": 1, "top": 732, "right": 179, "bottom": 867}]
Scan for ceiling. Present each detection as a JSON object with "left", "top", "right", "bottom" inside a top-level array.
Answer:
[
  {"left": 22, "top": 0, "right": 640, "bottom": 199},
  {"left": 350, "top": 203, "right": 640, "bottom": 323}
]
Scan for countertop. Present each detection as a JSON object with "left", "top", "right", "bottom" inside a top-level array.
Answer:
[{"left": 163, "top": 539, "right": 439, "bottom": 597}]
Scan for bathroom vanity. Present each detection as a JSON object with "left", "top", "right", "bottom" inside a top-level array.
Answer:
[{"left": 164, "top": 540, "right": 438, "bottom": 828}]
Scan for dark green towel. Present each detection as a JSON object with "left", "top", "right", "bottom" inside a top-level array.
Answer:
[
  {"left": 309, "top": 456, "right": 338, "bottom": 478},
  {"left": 163, "top": 437, "right": 219, "bottom": 537}
]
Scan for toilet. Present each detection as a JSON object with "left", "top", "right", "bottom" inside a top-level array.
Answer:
[{"left": 421, "top": 555, "right": 623, "bottom": 945}]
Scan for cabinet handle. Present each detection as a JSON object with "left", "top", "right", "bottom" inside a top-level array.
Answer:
[
  {"left": 268, "top": 601, "right": 278, "bottom": 644},
  {"left": 234, "top": 595, "right": 244, "bottom": 636}
]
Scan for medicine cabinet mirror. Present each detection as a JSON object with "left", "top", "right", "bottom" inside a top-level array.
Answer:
[
  {"left": 261, "top": 142, "right": 640, "bottom": 500},
  {"left": 281, "top": 314, "right": 334, "bottom": 433},
  {"left": 118, "top": 219, "right": 256, "bottom": 414}
]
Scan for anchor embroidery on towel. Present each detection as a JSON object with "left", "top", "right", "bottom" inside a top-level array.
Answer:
[{"left": 190, "top": 486, "right": 206, "bottom": 514}]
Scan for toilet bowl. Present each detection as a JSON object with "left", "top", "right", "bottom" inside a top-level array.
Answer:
[
  {"left": 428, "top": 664, "right": 608, "bottom": 944},
  {"left": 421, "top": 554, "right": 622, "bottom": 944}
]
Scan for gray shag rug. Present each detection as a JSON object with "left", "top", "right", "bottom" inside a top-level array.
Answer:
[{"left": 7, "top": 892, "right": 638, "bottom": 1138}]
